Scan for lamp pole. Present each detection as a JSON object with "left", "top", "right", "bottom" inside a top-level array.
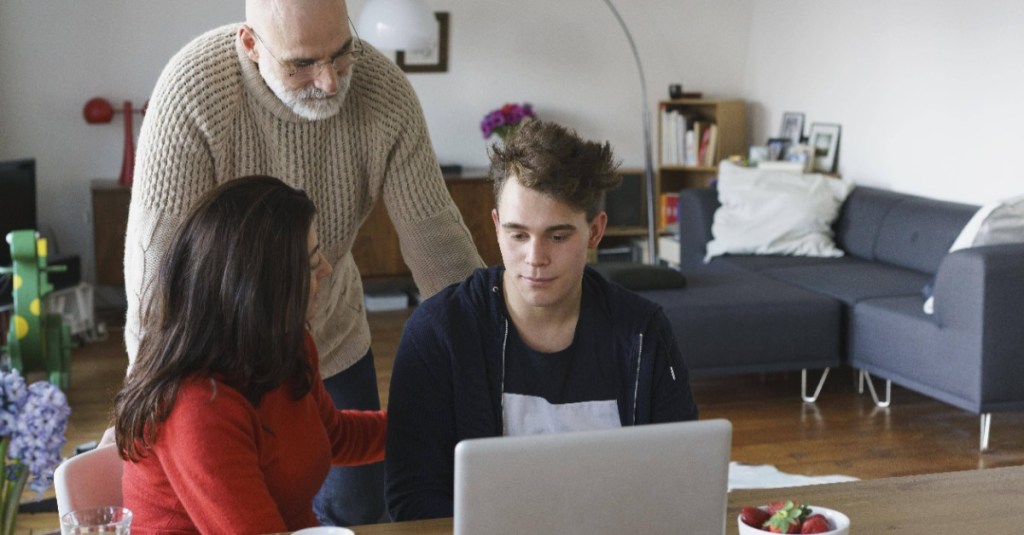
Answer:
[{"left": 601, "top": 0, "right": 658, "bottom": 265}]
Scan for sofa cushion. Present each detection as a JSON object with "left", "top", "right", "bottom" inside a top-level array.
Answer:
[
  {"left": 639, "top": 265, "right": 841, "bottom": 377},
  {"left": 676, "top": 187, "right": 719, "bottom": 269},
  {"left": 849, "top": 296, "right": 984, "bottom": 413},
  {"left": 705, "top": 162, "right": 854, "bottom": 260},
  {"left": 833, "top": 186, "right": 906, "bottom": 260},
  {"left": 763, "top": 260, "right": 931, "bottom": 305},
  {"left": 949, "top": 194, "right": 1024, "bottom": 250},
  {"left": 872, "top": 196, "right": 976, "bottom": 274},
  {"left": 712, "top": 253, "right": 859, "bottom": 273},
  {"left": 923, "top": 194, "right": 1024, "bottom": 313}
]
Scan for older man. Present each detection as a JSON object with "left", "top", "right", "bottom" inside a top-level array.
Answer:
[{"left": 121, "top": 0, "right": 483, "bottom": 526}]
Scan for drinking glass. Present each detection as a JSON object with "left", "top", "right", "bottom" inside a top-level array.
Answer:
[{"left": 60, "top": 506, "right": 132, "bottom": 534}]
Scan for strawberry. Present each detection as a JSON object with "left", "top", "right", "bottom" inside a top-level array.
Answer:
[
  {"left": 764, "top": 501, "right": 809, "bottom": 533},
  {"left": 767, "top": 501, "right": 790, "bottom": 514},
  {"left": 800, "top": 513, "right": 832, "bottom": 534},
  {"left": 740, "top": 506, "right": 771, "bottom": 528}
]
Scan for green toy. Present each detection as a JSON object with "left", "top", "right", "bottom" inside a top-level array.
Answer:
[{"left": 0, "top": 230, "right": 72, "bottom": 388}]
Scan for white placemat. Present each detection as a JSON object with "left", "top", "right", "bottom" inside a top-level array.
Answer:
[{"left": 728, "top": 462, "right": 858, "bottom": 491}]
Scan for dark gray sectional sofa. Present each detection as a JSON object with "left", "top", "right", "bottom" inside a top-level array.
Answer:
[{"left": 637, "top": 186, "right": 1024, "bottom": 450}]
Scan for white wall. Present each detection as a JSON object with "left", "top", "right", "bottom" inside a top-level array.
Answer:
[
  {"left": 744, "top": 0, "right": 1024, "bottom": 204},
  {"left": 8, "top": 0, "right": 1022, "bottom": 288},
  {"left": 399, "top": 0, "right": 753, "bottom": 168},
  {"left": 0, "top": 0, "right": 752, "bottom": 287},
  {"left": 0, "top": 1, "right": 243, "bottom": 290}
]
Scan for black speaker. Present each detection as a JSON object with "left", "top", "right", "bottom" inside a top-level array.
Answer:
[
  {"left": 49, "top": 254, "right": 81, "bottom": 291},
  {"left": 604, "top": 169, "right": 646, "bottom": 228}
]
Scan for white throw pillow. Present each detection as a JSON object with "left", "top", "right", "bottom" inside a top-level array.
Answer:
[
  {"left": 923, "top": 193, "right": 1024, "bottom": 314},
  {"left": 705, "top": 161, "right": 854, "bottom": 261}
]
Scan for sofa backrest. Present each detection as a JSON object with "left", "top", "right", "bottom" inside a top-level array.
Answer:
[{"left": 836, "top": 186, "right": 977, "bottom": 274}]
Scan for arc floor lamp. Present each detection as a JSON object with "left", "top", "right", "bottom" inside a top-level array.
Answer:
[{"left": 358, "top": 0, "right": 658, "bottom": 264}]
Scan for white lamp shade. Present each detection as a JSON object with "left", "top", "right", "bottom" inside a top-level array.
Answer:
[{"left": 357, "top": 0, "right": 437, "bottom": 51}]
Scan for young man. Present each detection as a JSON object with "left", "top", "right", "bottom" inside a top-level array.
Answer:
[
  {"left": 119, "top": 0, "right": 483, "bottom": 526},
  {"left": 385, "top": 120, "right": 699, "bottom": 521}
]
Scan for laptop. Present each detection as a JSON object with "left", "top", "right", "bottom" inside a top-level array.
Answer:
[{"left": 454, "top": 419, "right": 732, "bottom": 535}]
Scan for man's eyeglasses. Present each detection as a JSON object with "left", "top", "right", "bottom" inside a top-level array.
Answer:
[{"left": 251, "top": 22, "right": 363, "bottom": 80}]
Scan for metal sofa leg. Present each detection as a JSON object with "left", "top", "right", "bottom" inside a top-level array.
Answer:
[
  {"left": 980, "top": 413, "right": 992, "bottom": 452},
  {"left": 861, "top": 371, "right": 891, "bottom": 408},
  {"left": 857, "top": 369, "right": 865, "bottom": 394},
  {"left": 801, "top": 368, "right": 831, "bottom": 403}
]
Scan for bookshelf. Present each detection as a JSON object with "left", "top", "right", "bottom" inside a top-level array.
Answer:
[{"left": 657, "top": 99, "right": 746, "bottom": 193}]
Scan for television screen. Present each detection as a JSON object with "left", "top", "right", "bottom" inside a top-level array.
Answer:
[{"left": 0, "top": 158, "right": 37, "bottom": 305}]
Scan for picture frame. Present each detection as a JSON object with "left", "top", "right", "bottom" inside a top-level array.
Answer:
[
  {"left": 784, "top": 144, "right": 815, "bottom": 173},
  {"left": 779, "top": 112, "right": 805, "bottom": 144},
  {"left": 808, "top": 123, "right": 841, "bottom": 173},
  {"left": 395, "top": 12, "right": 450, "bottom": 73},
  {"left": 766, "top": 137, "right": 791, "bottom": 161}
]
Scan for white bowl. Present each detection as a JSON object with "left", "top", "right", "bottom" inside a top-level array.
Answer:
[
  {"left": 291, "top": 528, "right": 355, "bottom": 535},
  {"left": 737, "top": 505, "right": 850, "bottom": 535}
]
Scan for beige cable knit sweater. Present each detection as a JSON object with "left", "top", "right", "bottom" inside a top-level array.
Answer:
[{"left": 124, "top": 24, "right": 483, "bottom": 378}]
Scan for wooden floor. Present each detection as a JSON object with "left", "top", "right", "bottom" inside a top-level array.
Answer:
[
  {"left": 18, "top": 308, "right": 1024, "bottom": 531},
  {"left": 367, "top": 309, "right": 1024, "bottom": 479}
]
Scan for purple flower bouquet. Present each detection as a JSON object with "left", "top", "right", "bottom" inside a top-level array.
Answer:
[
  {"left": 0, "top": 369, "right": 70, "bottom": 535},
  {"left": 480, "top": 103, "right": 537, "bottom": 141}
]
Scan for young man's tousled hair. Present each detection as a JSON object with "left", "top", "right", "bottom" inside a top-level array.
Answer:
[{"left": 489, "top": 120, "right": 621, "bottom": 220}]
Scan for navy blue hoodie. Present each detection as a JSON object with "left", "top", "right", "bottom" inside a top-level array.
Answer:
[{"left": 385, "top": 265, "right": 699, "bottom": 521}]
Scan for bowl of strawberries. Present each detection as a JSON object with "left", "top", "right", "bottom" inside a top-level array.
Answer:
[{"left": 737, "top": 500, "right": 849, "bottom": 534}]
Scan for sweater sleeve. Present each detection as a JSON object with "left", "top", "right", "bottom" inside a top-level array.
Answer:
[
  {"left": 123, "top": 44, "right": 221, "bottom": 367},
  {"left": 377, "top": 69, "right": 484, "bottom": 299},
  {"left": 385, "top": 309, "right": 458, "bottom": 520},
  {"left": 153, "top": 383, "right": 289, "bottom": 534},
  {"left": 304, "top": 331, "right": 387, "bottom": 465},
  {"left": 649, "top": 309, "right": 699, "bottom": 423}
]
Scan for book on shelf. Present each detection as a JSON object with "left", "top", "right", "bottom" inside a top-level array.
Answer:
[
  {"left": 660, "top": 108, "right": 720, "bottom": 167},
  {"left": 684, "top": 129, "right": 697, "bottom": 166},
  {"left": 660, "top": 109, "right": 691, "bottom": 165},
  {"left": 697, "top": 125, "right": 710, "bottom": 167},
  {"left": 691, "top": 122, "right": 702, "bottom": 166},
  {"left": 674, "top": 113, "right": 686, "bottom": 164},
  {"left": 658, "top": 192, "right": 680, "bottom": 234},
  {"left": 704, "top": 124, "right": 719, "bottom": 167}
]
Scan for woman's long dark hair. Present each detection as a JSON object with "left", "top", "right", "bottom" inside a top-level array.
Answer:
[{"left": 115, "top": 175, "right": 317, "bottom": 461}]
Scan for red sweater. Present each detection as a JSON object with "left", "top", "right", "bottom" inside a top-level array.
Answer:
[{"left": 122, "top": 332, "right": 386, "bottom": 534}]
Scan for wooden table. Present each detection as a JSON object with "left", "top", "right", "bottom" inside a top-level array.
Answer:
[{"left": 343, "top": 465, "right": 1024, "bottom": 533}]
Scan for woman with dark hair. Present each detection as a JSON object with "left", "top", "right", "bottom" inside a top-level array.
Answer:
[{"left": 114, "top": 175, "right": 386, "bottom": 534}]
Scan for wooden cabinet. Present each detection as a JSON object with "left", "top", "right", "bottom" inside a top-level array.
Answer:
[
  {"left": 90, "top": 174, "right": 501, "bottom": 285},
  {"left": 91, "top": 180, "right": 131, "bottom": 287},
  {"left": 657, "top": 99, "right": 746, "bottom": 192},
  {"left": 351, "top": 171, "right": 502, "bottom": 279}
]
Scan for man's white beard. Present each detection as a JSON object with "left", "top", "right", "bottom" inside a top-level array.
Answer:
[{"left": 260, "top": 62, "right": 352, "bottom": 121}]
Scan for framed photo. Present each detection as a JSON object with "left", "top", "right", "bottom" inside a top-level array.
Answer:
[
  {"left": 766, "top": 137, "right": 791, "bottom": 161},
  {"left": 808, "top": 123, "right": 841, "bottom": 173},
  {"left": 396, "top": 12, "right": 449, "bottom": 73},
  {"left": 784, "top": 144, "right": 815, "bottom": 173},
  {"left": 779, "top": 112, "right": 805, "bottom": 144}
]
